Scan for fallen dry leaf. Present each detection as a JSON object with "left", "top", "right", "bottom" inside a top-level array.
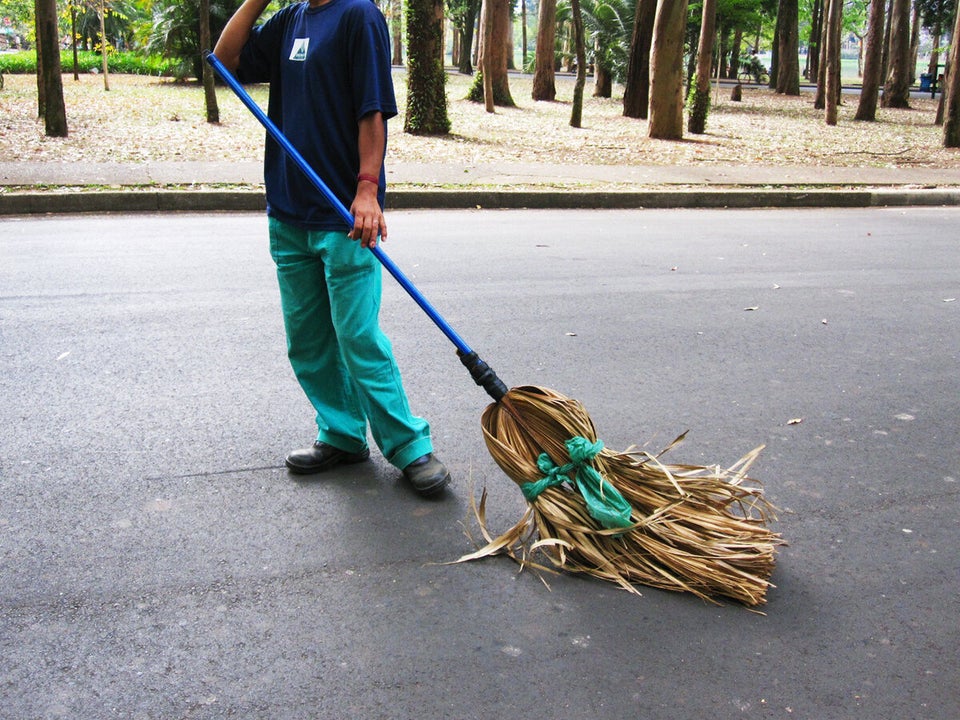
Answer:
[{"left": 1, "top": 73, "right": 956, "bottom": 171}]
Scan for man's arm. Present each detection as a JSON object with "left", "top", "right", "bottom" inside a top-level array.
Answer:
[
  {"left": 213, "top": 0, "right": 271, "bottom": 71},
  {"left": 349, "top": 111, "right": 388, "bottom": 249}
]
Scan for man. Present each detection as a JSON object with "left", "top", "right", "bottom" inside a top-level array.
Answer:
[{"left": 214, "top": 0, "right": 450, "bottom": 496}]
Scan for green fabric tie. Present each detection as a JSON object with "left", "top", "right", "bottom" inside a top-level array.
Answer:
[{"left": 521, "top": 436, "right": 633, "bottom": 529}]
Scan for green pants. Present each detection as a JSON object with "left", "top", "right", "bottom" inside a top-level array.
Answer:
[{"left": 269, "top": 217, "right": 432, "bottom": 470}]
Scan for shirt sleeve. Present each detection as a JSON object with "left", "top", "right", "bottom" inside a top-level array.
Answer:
[
  {"left": 236, "top": 8, "right": 288, "bottom": 84},
  {"left": 347, "top": 3, "right": 398, "bottom": 122}
]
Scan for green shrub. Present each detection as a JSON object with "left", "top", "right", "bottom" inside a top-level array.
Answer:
[
  {"left": 0, "top": 51, "right": 177, "bottom": 76},
  {"left": 0, "top": 51, "right": 36, "bottom": 74}
]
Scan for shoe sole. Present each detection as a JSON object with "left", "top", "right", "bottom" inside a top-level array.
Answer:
[
  {"left": 408, "top": 471, "right": 451, "bottom": 497},
  {"left": 285, "top": 452, "right": 370, "bottom": 475}
]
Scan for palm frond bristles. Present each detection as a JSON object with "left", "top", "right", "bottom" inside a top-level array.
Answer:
[{"left": 458, "top": 385, "right": 786, "bottom": 607}]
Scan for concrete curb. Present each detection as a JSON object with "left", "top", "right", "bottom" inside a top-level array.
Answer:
[
  {"left": 0, "top": 190, "right": 266, "bottom": 215},
  {"left": 2, "top": 187, "right": 960, "bottom": 216}
]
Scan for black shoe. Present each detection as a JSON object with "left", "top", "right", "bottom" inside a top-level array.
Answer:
[
  {"left": 402, "top": 454, "right": 451, "bottom": 497},
  {"left": 285, "top": 442, "right": 370, "bottom": 474}
]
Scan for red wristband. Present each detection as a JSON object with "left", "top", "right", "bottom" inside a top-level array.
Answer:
[{"left": 357, "top": 173, "right": 380, "bottom": 187}]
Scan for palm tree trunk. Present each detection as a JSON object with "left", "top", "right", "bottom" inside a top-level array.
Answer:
[
  {"left": 943, "top": 10, "right": 960, "bottom": 146},
  {"left": 648, "top": 0, "right": 690, "bottom": 140},
  {"left": 570, "top": 0, "right": 586, "bottom": 127},
  {"left": 688, "top": 0, "right": 716, "bottom": 134},
  {"left": 882, "top": 0, "right": 912, "bottom": 108},
  {"left": 35, "top": 0, "right": 68, "bottom": 137},
  {"left": 824, "top": 0, "right": 842, "bottom": 125},
  {"left": 622, "top": 0, "right": 655, "bottom": 119},
  {"left": 854, "top": 0, "right": 884, "bottom": 121},
  {"left": 532, "top": 0, "right": 557, "bottom": 100}
]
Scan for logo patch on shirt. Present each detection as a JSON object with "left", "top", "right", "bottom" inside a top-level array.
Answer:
[{"left": 289, "top": 38, "right": 309, "bottom": 62}]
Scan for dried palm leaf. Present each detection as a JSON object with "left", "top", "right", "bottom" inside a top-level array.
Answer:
[{"left": 458, "top": 385, "right": 785, "bottom": 607}]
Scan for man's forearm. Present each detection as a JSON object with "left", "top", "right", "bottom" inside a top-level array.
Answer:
[
  {"left": 357, "top": 112, "right": 386, "bottom": 182},
  {"left": 213, "top": 0, "right": 271, "bottom": 71}
]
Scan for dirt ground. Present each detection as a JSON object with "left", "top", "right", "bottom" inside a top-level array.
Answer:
[{"left": 2, "top": 70, "right": 957, "bottom": 170}]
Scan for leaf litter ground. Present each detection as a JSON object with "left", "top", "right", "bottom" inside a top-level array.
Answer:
[{"left": 2, "top": 71, "right": 958, "bottom": 177}]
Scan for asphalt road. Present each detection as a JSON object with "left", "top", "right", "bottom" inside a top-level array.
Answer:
[{"left": 2, "top": 208, "right": 958, "bottom": 719}]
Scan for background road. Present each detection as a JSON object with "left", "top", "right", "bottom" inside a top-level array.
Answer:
[{"left": 2, "top": 208, "right": 958, "bottom": 719}]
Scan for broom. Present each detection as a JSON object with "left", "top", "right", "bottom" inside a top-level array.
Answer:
[{"left": 206, "top": 53, "right": 784, "bottom": 606}]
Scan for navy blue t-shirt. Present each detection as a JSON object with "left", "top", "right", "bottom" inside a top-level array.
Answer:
[{"left": 237, "top": 0, "right": 398, "bottom": 230}]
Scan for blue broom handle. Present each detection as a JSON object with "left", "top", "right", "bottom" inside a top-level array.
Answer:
[{"left": 204, "top": 51, "right": 473, "bottom": 357}]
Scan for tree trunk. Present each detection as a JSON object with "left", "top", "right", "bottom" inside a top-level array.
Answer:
[
  {"left": 769, "top": 8, "right": 781, "bottom": 89},
  {"left": 99, "top": 0, "right": 110, "bottom": 91},
  {"left": 813, "top": 9, "right": 828, "bottom": 109},
  {"left": 35, "top": 0, "right": 68, "bottom": 137},
  {"left": 881, "top": 0, "right": 892, "bottom": 79},
  {"left": 623, "top": 0, "right": 655, "bottom": 118},
  {"left": 593, "top": 64, "right": 612, "bottom": 98},
  {"left": 928, "top": 22, "right": 942, "bottom": 79},
  {"left": 882, "top": 0, "right": 911, "bottom": 108},
  {"left": 569, "top": 0, "right": 586, "bottom": 128},
  {"left": 71, "top": 4, "right": 80, "bottom": 81},
  {"left": 776, "top": 0, "right": 800, "bottom": 95},
  {"left": 463, "top": 0, "right": 482, "bottom": 74},
  {"left": 908, "top": 2, "right": 920, "bottom": 86},
  {"left": 200, "top": 0, "right": 219, "bottom": 123},
  {"left": 688, "top": 0, "right": 716, "bottom": 134},
  {"left": 755, "top": 9, "right": 782, "bottom": 90},
  {"left": 824, "top": 0, "right": 842, "bottom": 125},
  {"left": 532, "top": 0, "right": 557, "bottom": 100},
  {"left": 35, "top": 0, "right": 45, "bottom": 118},
  {"left": 521, "top": 0, "right": 528, "bottom": 67},
  {"left": 927, "top": 30, "right": 941, "bottom": 87},
  {"left": 943, "top": 11, "right": 960, "bottom": 146},
  {"left": 856, "top": 32, "right": 863, "bottom": 75},
  {"left": 806, "top": 0, "right": 822, "bottom": 80},
  {"left": 648, "top": 0, "right": 689, "bottom": 140},
  {"left": 453, "top": 0, "right": 479, "bottom": 73},
  {"left": 854, "top": 0, "right": 884, "bottom": 121},
  {"left": 729, "top": 28, "right": 743, "bottom": 80},
  {"left": 392, "top": 0, "right": 404, "bottom": 66},
  {"left": 405, "top": 0, "right": 451, "bottom": 133},
  {"left": 716, "top": 29, "right": 727, "bottom": 78},
  {"left": 685, "top": 26, "right": 698, "bottom": 95},
  {"left": 937, "top": 59, "right": 949, "bottom": 125},
  {"left": 506, "top": 10, "right": 516, "bottom": 70},
  {"left": 472, "top": 0, "right": 515, "bottom": 106},
  {"left": 481, "top": 0, "right": 495, "bottom": 112}
]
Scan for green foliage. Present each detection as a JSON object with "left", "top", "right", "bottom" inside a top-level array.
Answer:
[
  {"left": 0, "top": 0, "right": 34, "bottom": 40},
  {"left": 147, "top": 0, "right": 242, "bottom": 80},
  {"left": 466, "top": 73, "right": 483, "bottom": 102},
  {"left": 0, "top": 50, "right": 35, "bottom": 74},
  {"left": 915, "top": 0, "right": 956, "bottom": 30},
  {"left": 447, "top": 0, "right": 480, "bottom": 31},
  {"left": 466, "top": 71, "right": 515, "bottom": 106},
  {"left": 740, "top": 54, "right": 768, "bottom": 83},
  {"left": 580, "top": 0, "right": 633, "bottom": 82},
  {"left": 54, "top": 1, "right": 154, "bottom": 53},
  {"left": 0, "top": 49, "right": 176, "bottom": 76}
]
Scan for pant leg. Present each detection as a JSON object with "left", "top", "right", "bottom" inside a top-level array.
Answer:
[
  {"left": 318, "top": 229, "right": 433, "bottom": 469},
  {"left": 269, "top": 218, "right": 368, "bottom": 454}
]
